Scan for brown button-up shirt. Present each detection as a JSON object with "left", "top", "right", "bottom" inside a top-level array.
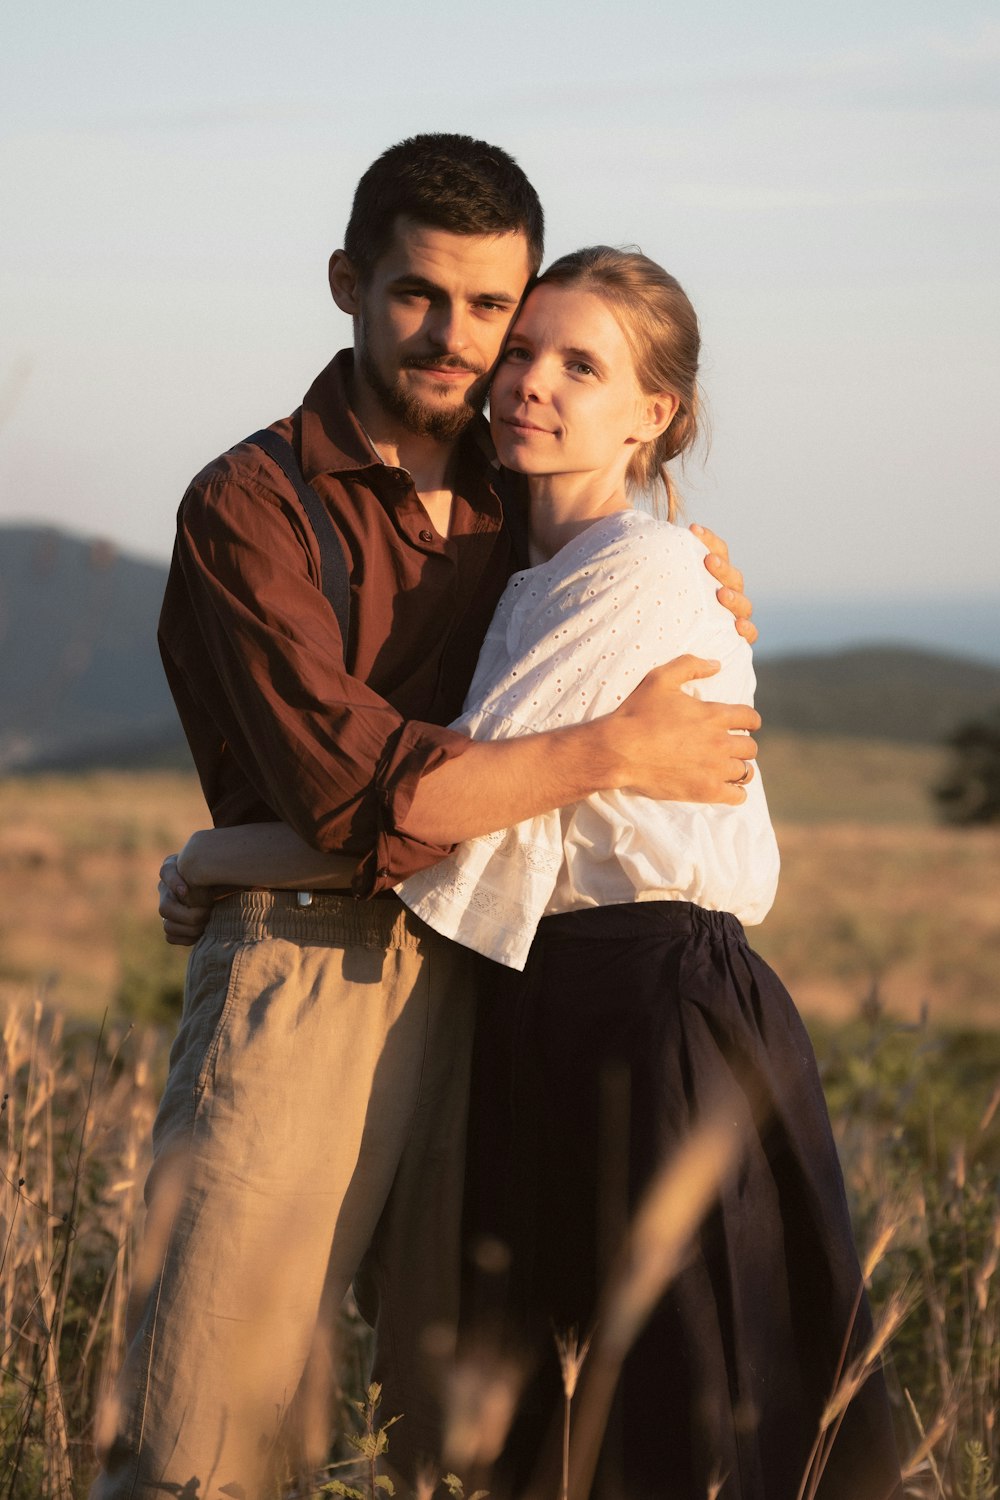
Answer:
[{"left": 158, "top": 351, "right": 519, "bottom": 896}]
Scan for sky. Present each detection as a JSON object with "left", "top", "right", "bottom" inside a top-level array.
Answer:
[{"left": 1, "top": 0, "right": 998, "bottom": 655}]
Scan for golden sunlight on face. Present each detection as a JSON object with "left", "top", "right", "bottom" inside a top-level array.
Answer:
[
  {"left": 489, "top": 284, "right": 652, "bottom": 482},
  {"left": 355, "top": 219, "right": 532, "bottom": 440}
]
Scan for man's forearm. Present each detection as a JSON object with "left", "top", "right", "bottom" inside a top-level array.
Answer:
[{"left": 401, "top": 655, "right": 760, "bottom": 847}]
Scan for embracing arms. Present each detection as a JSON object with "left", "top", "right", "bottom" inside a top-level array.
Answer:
[{"left": 160, "top": 523, "right": 757, "bottom": 941}]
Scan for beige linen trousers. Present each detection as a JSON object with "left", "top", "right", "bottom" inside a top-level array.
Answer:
[{"left": 90, "top": 890, "right": 478, "bottom": 1500}]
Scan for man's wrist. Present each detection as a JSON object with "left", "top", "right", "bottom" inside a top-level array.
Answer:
[{"left": 572, "top": 715, "right": 629, "bottom": 795}]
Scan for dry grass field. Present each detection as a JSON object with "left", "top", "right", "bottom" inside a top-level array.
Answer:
[
  {"left": 0, "top": 770, "right": 209, "bottom": 1019},
  {"left": 0, "top": 733, "right": 995, "bottom": 1029},
  {"left": 1, "top": 738, "right": 998, "bottom": 1496}
]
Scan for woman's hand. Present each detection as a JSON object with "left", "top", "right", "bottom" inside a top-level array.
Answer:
[
  {"left": 158, "top": 853, "right": 214, "bottom": 947},
  {"left": 690, "top": 524, "right": 758, "bottom": 645}
]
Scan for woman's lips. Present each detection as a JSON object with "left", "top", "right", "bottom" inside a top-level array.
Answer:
[{"left": 500, "top": 415, "right": 553, "bottom": 435}]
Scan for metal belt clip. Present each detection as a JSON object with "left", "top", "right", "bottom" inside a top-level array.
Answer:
[{"left": 296, "top": 890, "right": 314, "bottom": 907}]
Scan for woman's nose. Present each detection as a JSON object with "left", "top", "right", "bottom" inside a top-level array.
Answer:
[{"left": 514, "top": 362, "right": 544, "bottom": 400}]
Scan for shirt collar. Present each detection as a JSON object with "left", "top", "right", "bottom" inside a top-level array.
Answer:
[
  {"left": 299, "top": 350, "right": 383, "bottom": 480},
  {"left": 299, "top": 349, "right": 499, "bottom": 484}
]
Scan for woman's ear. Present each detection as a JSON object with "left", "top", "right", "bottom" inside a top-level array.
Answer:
[
  {"left": 329, "top": 250, "right": 361, "bottom": 315},
  {"left": 636, "top": 391, "right": 680, "bottom": 442}
]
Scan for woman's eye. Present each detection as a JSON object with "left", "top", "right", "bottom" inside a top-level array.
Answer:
[
  {"left": 570, "top": 361, "right": 595, "bottom": 376},
  {"left": 503, "top": 346, "right": 530, "bottom": 362}
]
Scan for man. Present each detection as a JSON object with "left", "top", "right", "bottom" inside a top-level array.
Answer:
[{"left": 94, "top": 134, "right": 758, "bottom": 1499}]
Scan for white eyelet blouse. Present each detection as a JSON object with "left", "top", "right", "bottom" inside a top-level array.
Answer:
[{"left": 397, "top": 509, "right": 780, "bottom": 970}]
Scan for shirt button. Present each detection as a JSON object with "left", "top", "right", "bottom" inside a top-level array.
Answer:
[{"left": 418, "top": 529, "right": 434, "bottom": 543}]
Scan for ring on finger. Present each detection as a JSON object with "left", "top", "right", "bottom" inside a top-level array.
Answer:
[{"left": 734, "top": 761, "right": 752, "bottom": 786}]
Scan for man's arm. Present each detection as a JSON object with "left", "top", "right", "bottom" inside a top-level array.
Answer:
[
  {"left": 400, "top": 655, "right": 757, "bottom": 848},
  {"left": 161, "top": 461, "right": 474, "bottom": 896}
]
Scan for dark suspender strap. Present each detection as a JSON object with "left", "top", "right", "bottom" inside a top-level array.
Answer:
[{"left": 246, "top": 427, "right": 351, "bottom": 644}]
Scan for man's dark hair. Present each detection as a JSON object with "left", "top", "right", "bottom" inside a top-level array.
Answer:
[{"left": 344, "top": 133, "right": 544, "bottom": 280}]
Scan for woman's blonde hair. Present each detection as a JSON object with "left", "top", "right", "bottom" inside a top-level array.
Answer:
[{"left": 535, "top": 246, "right": 701, "bottom": 520}]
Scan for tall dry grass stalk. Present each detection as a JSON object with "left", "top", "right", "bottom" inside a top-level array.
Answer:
[
  {"left": 553, "top": 1328, "right": 592, "bottom": 1500},
  {"left": 538, "top": 1107, "right": 743, "bottom": 1500},
  {"left": 1, "top": 994, "right": 157, "bottom": 1498},
  {"left": 2, "top": 984, "right": 998, "bottom": 1498},
  {"left": 823, "top": 1003, "right": 1000, "bottom": 1495}
]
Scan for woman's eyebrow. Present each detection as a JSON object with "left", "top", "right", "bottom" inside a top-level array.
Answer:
[{"left": 563, "top": 344, "right": 605, "bottom": 371}]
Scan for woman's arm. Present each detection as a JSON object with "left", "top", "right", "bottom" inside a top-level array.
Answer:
[
  {"left": 176, "top": 822, "right": 356, "bottom": 891},
  {"left": 159, "top": 824, "right": 356, "bottom": 947}
]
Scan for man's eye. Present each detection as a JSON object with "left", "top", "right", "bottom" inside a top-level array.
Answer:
[{"left": 476, "top": 300, "right": 507, "bottom": 314}]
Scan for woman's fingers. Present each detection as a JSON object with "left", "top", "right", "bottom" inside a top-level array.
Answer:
[
  {"left": 159, "top": 852, "right": 186, "bottom": 900},
  {"left": 690, "top": 524, "right": 759, "bottom": 646},
  {"left": 158, "top": 852, "right": 213, "bottom": 946}
]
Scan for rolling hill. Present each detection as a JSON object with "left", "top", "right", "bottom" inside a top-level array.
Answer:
[{"left": 1, "top": 524, "right": 997, "bottom": 771}]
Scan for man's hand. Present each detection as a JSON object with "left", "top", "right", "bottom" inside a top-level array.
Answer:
[
  {"left": 158, "top": 854, "right": 214, "bottom": 947},
  {"left": 690, "top": 524, "right": 758, "bottom": 645},
  {"left": 613, "top": 655, "right": 759, "bottom": 804}
]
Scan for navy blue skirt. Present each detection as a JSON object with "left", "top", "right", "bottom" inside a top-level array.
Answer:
[{"left": 463, "top": 902, "right": 901, "bottom": 1500}]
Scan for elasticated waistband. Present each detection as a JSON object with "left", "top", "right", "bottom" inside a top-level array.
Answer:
[
  {"left": 536, "top": 899, "right": 747, "bottom": 948},
  {"left": 206, "top": 889, "right": 427, "bottom": 951}
]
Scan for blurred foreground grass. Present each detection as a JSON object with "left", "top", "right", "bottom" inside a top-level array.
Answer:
[{"left": 1, "top": 992, "right": 997, "bottom": 1496}]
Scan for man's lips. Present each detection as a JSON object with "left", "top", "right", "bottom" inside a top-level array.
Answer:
[{"left": 404, "top": 358, "right": 483, "bottom": 381}]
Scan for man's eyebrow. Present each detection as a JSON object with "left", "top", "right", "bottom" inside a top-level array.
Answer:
[
  {"left": 473, "top": 290, "right": 522, "bottom": 306},
  {"left": 387, "top": 274, "right": 520, "bottom": 305},
  {"left": 387, "top": 274, "right": 444, "bottom": 294}
]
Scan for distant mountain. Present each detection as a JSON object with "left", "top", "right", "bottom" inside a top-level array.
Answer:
[
  {"left": 1, "top": 524, "right": 998, "bottom": 770},
  {"left": 752, "top": 596, "right": 1000, "bottom": 665},
  {"left": 755, "top": 647, "right": 1000, "bottom": 744},
  {"left": 0, "top": 525, "right": 186, "bottom": 771}
]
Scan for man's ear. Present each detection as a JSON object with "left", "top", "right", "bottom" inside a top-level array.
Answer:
[{"left": 329, "top": 250, "right": 361, "bottom": 315}]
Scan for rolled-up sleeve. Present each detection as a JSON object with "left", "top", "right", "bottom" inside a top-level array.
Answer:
[{"left": 162, "top": 471, "right": 471, "bottom": 895}]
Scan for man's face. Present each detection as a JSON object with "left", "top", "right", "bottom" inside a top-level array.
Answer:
[{"left": 345, "top": 217, "right": 533, "bottom": 441}]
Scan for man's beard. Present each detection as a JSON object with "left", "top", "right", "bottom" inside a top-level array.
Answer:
[{"left": 358, "top": 343, "right": 488, "bottom": 441}]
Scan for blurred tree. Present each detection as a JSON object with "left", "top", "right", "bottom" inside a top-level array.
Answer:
[{"left": 933, "top": 708, "right": 1000, "bottom": 825}]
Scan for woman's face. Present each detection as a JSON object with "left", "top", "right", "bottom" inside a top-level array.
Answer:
[{"left": 490, "top": 284, "right": 654, "bottom": 482}]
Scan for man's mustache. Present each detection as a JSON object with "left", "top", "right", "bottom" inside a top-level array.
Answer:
[{"left": 403, "top": 355, "right": 487, "bottom": 376}]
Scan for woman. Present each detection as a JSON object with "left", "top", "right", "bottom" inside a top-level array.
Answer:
[{"left": 168, "top": 249, "right": 900, "bottom": 1499}]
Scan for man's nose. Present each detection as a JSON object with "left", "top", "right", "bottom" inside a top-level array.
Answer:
[{"left": 427, "top": 303, "right": 469, "bottom": 352}]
